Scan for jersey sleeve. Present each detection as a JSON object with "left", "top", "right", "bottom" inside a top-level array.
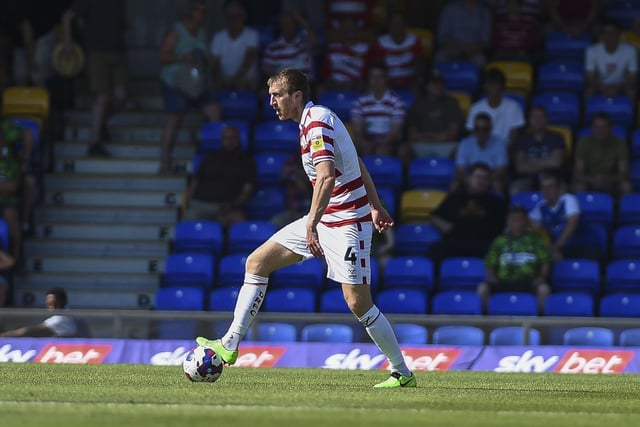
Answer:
[
  {"left": 307, "top": 114, "right": 336, "bottom": 166},
  {"left": 43, "top": 315, "right": 77, "bottom": 337}
]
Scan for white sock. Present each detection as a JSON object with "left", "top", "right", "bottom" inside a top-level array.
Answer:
[
  {"left": 221, "top": 273, "right": 268, "bottom": 350},
  {"left": 358, "top": 305, "right": 411, "bottom": 377}
]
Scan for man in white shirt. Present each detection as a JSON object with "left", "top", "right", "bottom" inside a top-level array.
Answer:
[
  {"left": 585, "top": 20, "right": 637, "bottom": 101},
  {"left": 465, "top": 68, "right": 525, "bottom": 144},
  {"left": 0, "top": 288, "right": 78, "bottom": 337},
  {"left": 210, "top": 0, "right": 259, "bottom": 90}
]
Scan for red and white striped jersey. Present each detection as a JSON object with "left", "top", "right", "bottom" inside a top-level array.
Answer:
[
  {"left": 350, "top": 91, "right": 406, "bottom": 138},
  {"left": 327, "top": 0, "right": 372, "bottom": 29},
  {"left": 299, "top": 101, "right": 371, "bottom": 227},
  {"left": 262, "top": 35, "right": 313, "bottom": 79},
  {"left": 324, "top": 41, "right": 371, "bottom": 83},
  {"left": 373, "top": 33, "right": 423, "bottom": 89}
]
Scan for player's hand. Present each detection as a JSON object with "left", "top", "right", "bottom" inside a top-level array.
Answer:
[
  {"left": 306, "top": 223, "right": 324, "bottom": 258},
  {"left": 371, "top": 206, "right": 394, "bottom": 233}
]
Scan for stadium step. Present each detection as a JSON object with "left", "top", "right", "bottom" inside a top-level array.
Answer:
[
  {"left": 43, "top": 189, "right": 183, "bottom": 208},
  {"left": 24, "top": 238, "right": 170, "bottom": 257},
  {"left": 53, "top": 157, "right": 193, "bottom": 175},
  {"left": 34, "top": 206, "right": 178, "bottom": 224},
  {"left": 74, "top": 94, "right": 164, "bottom": 111},
  {"left": 54, "top": 141, "right": 196, "bottom": 160},
  {"left": 44, "top": 173, "right": 187, "bottom": 192},
  {"left": 14, "top": 272, "right": 161, "bottom": 293},
  {"left": 63, "top": 110, "right": 205, "bottom": 127},
  {"left": 23, "top": 256, "right": 165, "bottom": 274},
  {"left": 33, "top": 223, "right": 173, "bottom": 241},
  {"left": 64, "top": 125, "right": 194, "bottom": 143}
]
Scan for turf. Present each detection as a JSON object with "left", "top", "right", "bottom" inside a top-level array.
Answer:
[{"left": 1, "top": 364, "right": 640, "bottom": 427}]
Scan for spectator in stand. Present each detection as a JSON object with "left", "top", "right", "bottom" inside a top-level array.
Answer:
[
  {"left": 549, "top": 0, "right": 599, "bottom": 38},
  {"left": 490, "top": 0, "right": 541, "bottom": 61},
  {"left": 0, "top": 288, "right": 78, "bottom": 337},
  {"left": 0, "top": 249, "right": 16, "bottom": 307},
  {"left": 405, "top": 68, "right": 462, "bottom": 158},
  {"left": 435, "top": 0, "right": 492, "bottom": 66},
  {"left": 321, "top": 16, "right": 371, "bottom": 93},
  {"left": 585, "top": 20, "right": 638, "bottom": 101},
  {"left": 372, "top": 11, "right": 424, "bottom": 91},
  {"left": 485, "top": 0, "right": 545, "bottom": 24},
  {"left": 529, "top": 171, "right": 584, "bottom": 261},
  {"left": 326, "top": 0, "right": 373, "bottom": 32},
  {"left": 158, "top": 0, "right": 221, "bottom": 174},
  {"left": 183, "top": 125, "right": 256, "bottom": 227},
  {"left": 210, "top": 0, "right": 259, "bottom": 91},
  {"left": 62, "top": 0, "right": 131, "bottom": 157},
  {"left": 478, "top": 204, "right": 551, "bottom": 313},
  {"left": 454, "top": 113, "right": 508, "bottom": 194},
  {"left": 270, "top": 152, "right": 312, "bottom": 229},
  {"left": 430, "top": 162, "right": 508, "bottom": 264},
  {"left": 350, "top": 63, "right": 410, "bottom": 164},
  {"left": 262, "top": 11, "right": 319, "bottom": 84},
  {"left": 510, "top": 106, "right": 565, "bottom": 195},
  {"left": 573, "top": 113, "right": 632, "bottom": 197},
  {"left": 466, "top": 68, "right": 525, "bottom": 144}
]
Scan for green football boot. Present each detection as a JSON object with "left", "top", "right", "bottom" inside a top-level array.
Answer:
[
  {"left": 373, "top": 372, "right": 417, "bottom": 388},
  {"left": 196, "top": 337, "right": 238, "bottom": 365}
]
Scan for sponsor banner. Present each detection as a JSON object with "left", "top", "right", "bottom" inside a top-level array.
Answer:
[{"left": 475, "top": 347, "right": 638, "bottom": 374}]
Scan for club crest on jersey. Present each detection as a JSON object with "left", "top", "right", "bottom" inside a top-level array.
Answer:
[{"left": 310, "top": 136, "right": 325, "bottom": 151}]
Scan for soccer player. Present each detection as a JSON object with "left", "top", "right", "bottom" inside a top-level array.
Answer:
[{"left": 197, "top": 68, "right": 416, "bottom": 388}]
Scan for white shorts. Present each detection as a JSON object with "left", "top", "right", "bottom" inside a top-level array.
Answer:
[{"left": 270, "top": 216, "right": 372, "bottom": 285}]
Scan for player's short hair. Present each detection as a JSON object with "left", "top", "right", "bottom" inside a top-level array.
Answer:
[
  {"left": 46, "top": 287, "right": 68, "bottom": 308},
  {"left": 267, "top": 68, "right": 310, "bottom": 104}
]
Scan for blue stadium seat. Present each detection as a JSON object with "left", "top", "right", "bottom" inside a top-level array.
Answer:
[
  {"left": 563, "top": 327, "right": 614, "bottom": 347},
  {"left": 489, "top": 326, "right": 540, "bottom": 345},
  {"left": 393, "top": 323, "right": 428, "bottom": 345},
  {"left": 619, "top": 328, "right": 640, "bottom": 346},
  {"left": 263, "top": 287, "right": 317, "bottom": 313},
  {"left": 0, "top": 219, "right": 9, "bottom": 251},
  {"left": 510, "top": 191, "right": 542, "bottom": 211},
  {"left": 434, "top": 61, "right": 479, "bottom": 93},
  {"left": 431, "top": 290, "right": 482, "bottom": 315},
  {"left": 544, "top": 31, "right": 591, "bottom": 60},
  {"left": 632, "top": 160, "right": 640, "bottom": 190},
  {"left": 433, "top": 325, "right": 485, "bottom": 346},
  {"left": 217, "top": 253, "right": 247, "bottom": 288},
  {"left": 255, "top": 322, "right": 297, "bottom": 342},
  {"left": 227, "top": 221, "right": 276, "bottom": 253},
  {"left": 383, "top": 256, "right": 434, "bottom": 290},
  {"left": 605, "top": 0, "right": 640, "bottom": 28},
  {"left": 503, "top": 93, "right": 527, "bottom": 113},
  {"left": 575, "top": 192, "right": 615, "bottom": 229},
  {"left": 199, "top": 120, "right": 250, "bottom": 153},
  {"left": 536, "top": 60, "right": 585, "bottom": 94},
  {"left": 317, "top": 90, "right": 360, "bottom": 121},
  {"left": 253, "top": 120, "right": 300, "bottom": 153},
  {"left": 218, "top": 90, "right": 258, "bottom": 121},
  {"left": 393, "top": 223, "right": 441, "bottom": 256},
  {"left": 631, "top": 129, "right": 640, "bottom": 159},
  {"left": 154, "top": 286, "right": 206, "bottom": 339},
  {"left": 11, "top": 117, "right": 40, "bottom": 164},
  {"left": 618, "top": 193, "right": 640, "bottom": 226},
  {"left": 605, "top": 260, "right": 640, "bottom": 293},
  {"left": 531, "top": 92, "right": 580, "bottom": 128},
  {"left": 487, "top": 292, "right": 538, "bottom": 316},
  {"left": 301, "top": 323, "right": 354, "bottom": 343},
  {"left": 551, "top": 259, "right": 601, "bottom": 295},
  {"left": 544, "top": 292, "right": 594, "bottom": 317},
  {"left": 578, "top": 124, "right": 628, "bottom": 143},
  {"left": 173, "top": 220, "right": 224, "bottom": 255},
  {"left": 564, "top": 223, "right": 609, "bottom": 261},
  {"left": 163, "top": 253, "right": 215, "bottom": 289},
  {"left": 599, "top": 293, "right": 640, "bottom": 317},
  {"left": 245, "top": 186, "right": 286, "bottom": 220},
  {"left": 612, "top": 226, "right": 640, "bottom": 259},
  {"left": 208, "top": 286, "right": 240, "bottom": 311},
  {"left": 375, "top": 288, "right": 428, "bottom": 314},
  {"left": 584, "top": 95, "right": 634, "bottom": 127},
  {"left": 407, "top": 157, "right": 455, "bottom": 191},
  {"left": 271, "top": 258, "right": 325, "bottom": 290},
  {"left": 319, "top": 287, "right": 350, "bottom": 313},
  {"left": 254, "top": 152, "right": 291, "bottom": 185},
  {"left": 362, "top": 155, "right": 404, "bottom": 190},
  {"left": 377, "top": 186, "right": 397, "bottom": 218},
  {"left": 439, "top": 257, "right": 486, "bottom": 290}
]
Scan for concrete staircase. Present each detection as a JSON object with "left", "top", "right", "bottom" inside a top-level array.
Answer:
[{"left": 14, "top": 100, "right": 205, "bottom": 310}]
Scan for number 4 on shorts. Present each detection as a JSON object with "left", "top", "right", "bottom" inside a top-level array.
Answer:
[{"left": 344, "top": 247, "right": 357, "bottom": 265}]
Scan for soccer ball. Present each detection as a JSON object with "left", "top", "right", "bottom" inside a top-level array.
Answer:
[{"left": 182, "top": 345, "right": 224, "bottom": 383}]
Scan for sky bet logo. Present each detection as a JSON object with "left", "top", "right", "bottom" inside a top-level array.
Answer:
[{"left": 34, "top": 344, "right": 112, "bottom": 364}]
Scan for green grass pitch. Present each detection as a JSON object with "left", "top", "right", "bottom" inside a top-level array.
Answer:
[{"left": 1, "top": 364, "right": 640, "bottom": 427}]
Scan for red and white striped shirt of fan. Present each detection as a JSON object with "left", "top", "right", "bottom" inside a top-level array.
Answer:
[
  {"left": 298, "top": 101, "right": 371, "bottom": 227},
  {"left": 327, "top": 0, "right": 373, "bottom": 29},
  {"left": 350, "top": 91, "right": 406, "bottom": 139},
  {"left": 324, "top": 41, "right": 371, "bottom": 83},
  {"left": 374, "top": 32, "right": 423, "bottom": 89}
]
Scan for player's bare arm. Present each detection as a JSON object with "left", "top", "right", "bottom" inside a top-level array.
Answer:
[
  {"left": 306, "top": 160, "right": 335, "bottom": 257},
  {"left": 358, "top": 158, "right": 394, "bottom": 233}
]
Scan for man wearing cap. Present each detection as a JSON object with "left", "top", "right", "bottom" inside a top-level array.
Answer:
[{"left": 405, "top": 69, "right": 462, "bottom": 159}]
